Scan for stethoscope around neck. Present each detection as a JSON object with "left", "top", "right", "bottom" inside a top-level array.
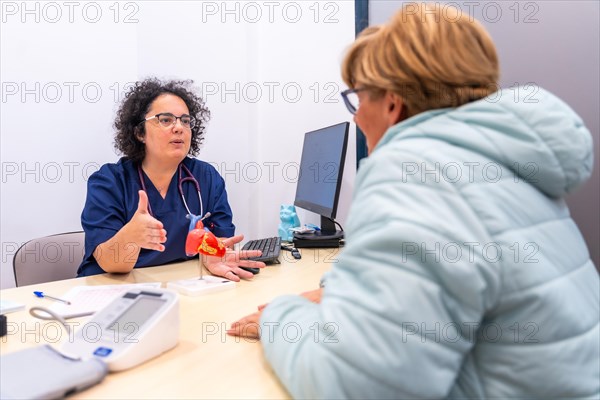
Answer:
[{"left": 137, "top": 162, "right": 204, "bottom": 219}]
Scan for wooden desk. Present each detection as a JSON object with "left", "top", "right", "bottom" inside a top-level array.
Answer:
[{"left": 0, "top": 248, "right": 338, "bottom": 399}]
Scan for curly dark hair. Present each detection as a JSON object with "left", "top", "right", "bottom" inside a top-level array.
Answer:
[{"left": 114, "top": 78, "right": 210, "bottom": 163}]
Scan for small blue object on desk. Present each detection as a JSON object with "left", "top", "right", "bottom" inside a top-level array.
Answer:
[
  {"left": 33, "top": 291, "right": 71, "bottom": 305},
  {"left": 278, "top": 205, "right": 301, "bottom": 242}
]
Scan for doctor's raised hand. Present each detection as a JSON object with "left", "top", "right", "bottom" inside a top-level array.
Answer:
[
  {"left": 92, "top": 190, "right": 168, "bottom": 273},
  {"left": 130, "top": 190, "right": 168, "bottom": 252},
  {"left": 78, "top": 78, "right": 255, "bottom": 279}
]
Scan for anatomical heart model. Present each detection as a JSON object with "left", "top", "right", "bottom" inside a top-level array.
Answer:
[{"left": 185, "top": 214, "right": 226, "bottom": 258}]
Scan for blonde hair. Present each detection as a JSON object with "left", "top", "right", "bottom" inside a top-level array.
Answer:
[{"left": 342, "top": 3, "right": 499, "bottom": 117}]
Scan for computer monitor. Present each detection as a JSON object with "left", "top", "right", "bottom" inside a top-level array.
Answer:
[{"left": 294, "top": 122, "right": 349, "bottom": 240}]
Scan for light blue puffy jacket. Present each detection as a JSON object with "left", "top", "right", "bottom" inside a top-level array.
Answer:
[{"left": 260, "top": 87, "right": 599, "bottom": 399}]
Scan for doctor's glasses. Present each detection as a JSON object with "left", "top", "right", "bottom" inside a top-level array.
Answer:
[{"left": 144, "top": 113, "right": 196, "bottom": 129}]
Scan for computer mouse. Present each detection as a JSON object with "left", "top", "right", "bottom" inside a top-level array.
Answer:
[
  {"left": 291, "top": 249, "right": 301, "bottom": 259},
  {"left": 240, "top": 267, "right": 260, "bottom": 274}
]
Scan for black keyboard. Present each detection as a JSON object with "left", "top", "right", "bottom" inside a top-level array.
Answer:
[{"left": 242, "top": 236, "right": 281, "bottom": 264}]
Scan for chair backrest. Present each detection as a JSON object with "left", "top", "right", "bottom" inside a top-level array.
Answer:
[{"left": 13, "top": 231, "right": 85, "bottom": 287}]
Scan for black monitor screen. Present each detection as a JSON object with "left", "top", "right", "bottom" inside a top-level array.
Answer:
[{"left": 294, "top": 122, "right": 349, "bottom": 220}]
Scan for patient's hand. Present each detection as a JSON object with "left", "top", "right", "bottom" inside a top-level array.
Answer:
[
  {"left": 257, "top": 288, "right": 323, "bottom": 311},
  {"left": 227, "top": 310, "right": 262, "bottom": 339},
  {"left": 229, "top": 288, "right": 324, "bottom": 339},
  {"left": 300, "top": 288, "right": 323, "bottom": 304}
]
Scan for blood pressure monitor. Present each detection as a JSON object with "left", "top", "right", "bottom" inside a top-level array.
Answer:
[{"left": 62, "top": 289, "right": 179, "bottom": 371}]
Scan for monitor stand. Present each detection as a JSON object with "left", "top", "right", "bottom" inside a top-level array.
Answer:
[{"left": 293, "top": 216, "right": 343, "bottom": 248}]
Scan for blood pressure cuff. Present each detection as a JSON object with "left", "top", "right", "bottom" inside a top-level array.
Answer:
[{"left": 0, "top": 345, "right": 108, "bottom": 399}]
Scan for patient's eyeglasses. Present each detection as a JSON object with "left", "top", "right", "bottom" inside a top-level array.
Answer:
[
  {"left": 340, "top": 88, "right": 368, "bottom": 115},
  {"left": 144, "top": 113, "right": 196, "bottom": 129}
]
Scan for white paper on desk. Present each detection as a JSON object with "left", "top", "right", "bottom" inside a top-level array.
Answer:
[{"left": 50, "top": 283, "right": 162, "bottom": 316}]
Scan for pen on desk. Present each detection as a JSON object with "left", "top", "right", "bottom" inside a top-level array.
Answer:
[{"left": 33, "top": 291, "right": 71, "bottom": 305}]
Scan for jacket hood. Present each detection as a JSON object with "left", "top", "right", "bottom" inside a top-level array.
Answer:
[{"left": 376, "top": 87, "right": 594, "bottom": 198}]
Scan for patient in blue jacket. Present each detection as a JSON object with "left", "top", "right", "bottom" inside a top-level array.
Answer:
[{"left": 229, "top": 3, "right": 599, "bottom": 399}]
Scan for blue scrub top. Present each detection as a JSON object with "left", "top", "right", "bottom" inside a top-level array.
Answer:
[{"left": 78, "top": 157, "right": 235, "bottom": 276}]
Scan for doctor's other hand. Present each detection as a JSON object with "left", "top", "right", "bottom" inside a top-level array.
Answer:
[
  {"left": 203, "top": 235, "right": 266, "bottom": 282},
  {"left": 125, "top": 190, "right": 168, "bottom": 252}
]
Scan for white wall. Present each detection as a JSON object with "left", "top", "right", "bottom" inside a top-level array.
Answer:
[{"left": 0, "top": 0, "right": 356, "bottom": 288}]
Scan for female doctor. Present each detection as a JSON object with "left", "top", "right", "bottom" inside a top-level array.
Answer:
[{"left": 78, "top": 78, "right": 264, "bottom": 279}]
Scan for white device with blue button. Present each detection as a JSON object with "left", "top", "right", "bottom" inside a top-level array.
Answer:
[{"left": 61, "top": 288, "right": 179, "bottom": 371}]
